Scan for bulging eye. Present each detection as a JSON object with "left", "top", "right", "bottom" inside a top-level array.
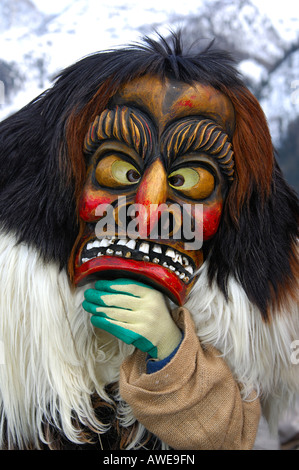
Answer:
[
  {"left": 168, "top": 167, "right": 215, "bottom": 199},
  {"left": 95, "top": 155, "right": 141, "bottom": 187},
  {"left": 111, "top": 160, "right": 141, "bottom": 184}
]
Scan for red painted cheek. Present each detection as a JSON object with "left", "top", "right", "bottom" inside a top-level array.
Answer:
[
  {"left": 79, "top": 192, "right": 113, "bottom": 222},
  {"left": 176, "top": 95, "right": 197, "bottom": 109},
  {"left": 202, "top": 203, "right": 223, "bottom": 241},
  {"left": 177, "top": 99, "right": 193, "bottom": 108}
]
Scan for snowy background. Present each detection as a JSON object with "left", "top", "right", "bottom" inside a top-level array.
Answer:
[{"left": 0, "top": 0, "right": 298, "bottom": 192}]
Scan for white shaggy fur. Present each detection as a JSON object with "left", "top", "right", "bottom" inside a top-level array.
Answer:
[
  {"left": 0, "top": 231, "right": 298, "bottom": 448},
  {"left": 0, "top": 231, "right": 138, "bottom": 448}
]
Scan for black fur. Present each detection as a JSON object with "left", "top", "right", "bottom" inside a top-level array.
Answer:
[
  {"left": 0, "top": 32, "right": 243, "bottom": 268},
  {"left": 207, "top": 162, "right": 299, "bottom": 317},
  {"left": 0, "top": 31, "right": 297, "bottom": 317}
]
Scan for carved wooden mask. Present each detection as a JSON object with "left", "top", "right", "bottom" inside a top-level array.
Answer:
[{"left": 74, "top": 75, "right": 235, "bottom": 305}]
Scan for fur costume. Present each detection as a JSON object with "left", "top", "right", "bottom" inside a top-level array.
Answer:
[{"left": 0, "top": 32, "right": 298, "bottom": 450}]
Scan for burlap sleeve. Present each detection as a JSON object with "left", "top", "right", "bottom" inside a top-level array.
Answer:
[{"left": 119, "top": 307, "right": 261, "bottom": 450}]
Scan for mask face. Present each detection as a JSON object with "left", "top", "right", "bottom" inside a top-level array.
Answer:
[{"left": 73, "top": 75, "right": 235, "bottom": 305}]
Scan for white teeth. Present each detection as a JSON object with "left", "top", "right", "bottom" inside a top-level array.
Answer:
[
  {"left": 139, "top": 242, "right": 150, "bottom": 254},
  {"left": 117, "top": 239, "right": 128, "bottom": 245},
  {"left": 87, "top": 240, "right": 101, "bottom": 250},
  {"left": 165, "top": 248, "right": 176, "bottom": 259},
  {"left": 182, "top": 256, "right": 189, "bottom": 266},
  {"left": 174, "top": 253, "right": 183, "bottom": 264},
  {"left": 82, "top": 237, "right": 194, "bottom": 284},
  {"left": 126, "top": 239, "right": 136, "bottom": 250},
  {"left": 100, "top": 238, "right": 111, "bottom": 247}
]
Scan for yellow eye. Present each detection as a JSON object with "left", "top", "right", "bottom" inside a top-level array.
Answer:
[
  {"left": 95, "top": 155, "right": 141, "bottom": 187},
  {"left": 168, "top": 167, "right": 215, "bottom": 199}
]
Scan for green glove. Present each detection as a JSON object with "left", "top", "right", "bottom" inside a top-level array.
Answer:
[{"left": 82, "top": 278, "right": 182, "bottom": 360}]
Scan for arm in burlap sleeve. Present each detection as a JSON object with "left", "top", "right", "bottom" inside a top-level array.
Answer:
[{"left": 119, "top": 307, "right": 261, "bottom": 450}]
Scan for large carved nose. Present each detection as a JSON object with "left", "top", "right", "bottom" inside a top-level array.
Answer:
[{"left": 134, "top": 159, "right": 168, "bottom": 238}]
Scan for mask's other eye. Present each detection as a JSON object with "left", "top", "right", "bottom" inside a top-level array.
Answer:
[
  {"left": 95, "top": 155, "right": 141, "bottom": 187},
  {"left": 168, "top": 167, "right": 215, "bottom": 199}
]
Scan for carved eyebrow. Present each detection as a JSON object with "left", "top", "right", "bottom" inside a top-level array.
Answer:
[
  {"left": 83, "top": 106, "right": 154, "bottom": 160},
  {"left": 162, "top": 118, "right": 234, "bottom": 181}
]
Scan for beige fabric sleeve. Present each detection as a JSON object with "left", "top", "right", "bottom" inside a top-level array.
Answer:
[{"left": 119, "top": 307, "right": 261, "bottom": 450}]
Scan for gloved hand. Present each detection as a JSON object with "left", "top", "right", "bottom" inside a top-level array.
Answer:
[{"left": 83, "top": 278, "right": 182, "bottom": 360}]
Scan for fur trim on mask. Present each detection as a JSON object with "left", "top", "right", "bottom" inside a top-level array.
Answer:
[
  {"left": 0, "top": 231, "right": 297, "bottom": 448},
  {"left": 0, "top": 231, "right": 150, "bottom": 449},
  {"left": 0, "top": 32, "right": 298, "bottom": 450}
]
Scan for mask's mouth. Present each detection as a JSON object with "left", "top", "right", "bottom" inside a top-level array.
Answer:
[
  {"left": 79, "top": 236, "right": 195, "bottom": 284},
  {"left": 74, "top": 235, "right": 199, "bottom": 305}
]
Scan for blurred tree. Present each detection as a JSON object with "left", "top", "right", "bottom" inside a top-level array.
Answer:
[{"left": 0, "top": 59, "right": 23, "bottom": 104}]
